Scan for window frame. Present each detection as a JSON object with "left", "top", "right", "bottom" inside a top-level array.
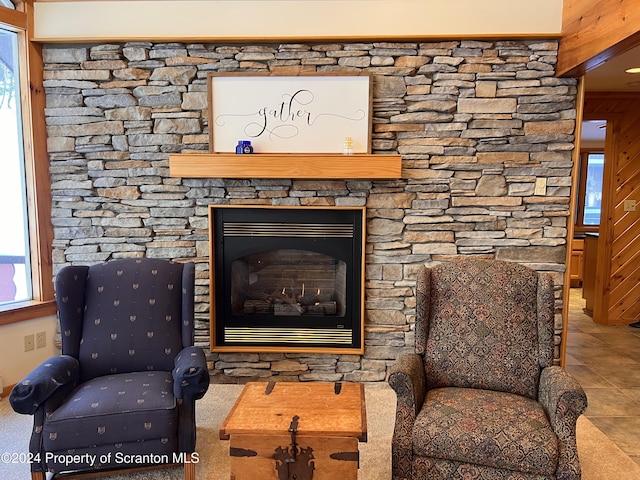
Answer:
[
  {"left": 0, "top": 3, "right": 56, "bottom": 325},
  {"left": 574, "top": 148, "right": 604, "bottom": 233}
]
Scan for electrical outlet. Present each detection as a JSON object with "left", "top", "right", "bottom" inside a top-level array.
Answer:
[
  {"left": 36, "top": 331, "right": 46, "bottom": 349},
  {"left": 534, "top": 178, "right": 547, "bottom": 196},
  {"left": 24, "top": 334, "right": 34, "bottom": 352},
  {"left": 623, "top": 199, "right": 637, "bottom": 212}
]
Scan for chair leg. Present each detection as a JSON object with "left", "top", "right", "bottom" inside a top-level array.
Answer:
[
  {"left": 184, "top": 455, "right": 196, "bottom": 480},
  {"left": 31, "top": 472, "right": 45, "bottom": 480}
]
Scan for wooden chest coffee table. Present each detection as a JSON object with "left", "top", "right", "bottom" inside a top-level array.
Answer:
[{"left": 219, "top": 381, "right": 367, "bottom": 480}]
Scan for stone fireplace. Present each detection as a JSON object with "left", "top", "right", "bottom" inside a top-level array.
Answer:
[
  {"left": 209, "top": 206, "right": 365, "bottom": 353},
  {"left": 44, "top": 39, "right": 576, "bottom": 381}
]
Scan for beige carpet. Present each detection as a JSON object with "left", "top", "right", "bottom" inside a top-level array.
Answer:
[{"left": 1, "top": 383, "right": 639, "bottom": 479}]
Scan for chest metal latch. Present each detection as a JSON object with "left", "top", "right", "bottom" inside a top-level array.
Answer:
[{"left": 273, "top": 415, "right": 315, "bottom": 480}]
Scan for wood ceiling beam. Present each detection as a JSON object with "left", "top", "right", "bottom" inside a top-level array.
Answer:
[{"left": 558, "top": 0, "right": 640, "bottom": 77}]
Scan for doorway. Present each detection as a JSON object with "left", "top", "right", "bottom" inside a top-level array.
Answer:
[{"left": 570, "top": 120, "right": 605, "bottom": 295}]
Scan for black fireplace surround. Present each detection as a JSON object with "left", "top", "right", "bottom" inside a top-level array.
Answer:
[{"left": 210, "top": 206, "right": 364, "bottom": 352}]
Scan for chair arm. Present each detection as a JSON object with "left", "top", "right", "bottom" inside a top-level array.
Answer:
[
  {"left": 388, "top": 353, "right": 426, "bottom": 421},
  {"left": 173, "top": 346, "right": 210, "bottom": 401},
  {"left": 538, "top": 365, "right": 587, "bottom": 430},
  {"left": 9, "top": 355, "right": 79, "bottom": 415},
  {"left": 388, "top": 353, "right": 426, "bottom": 480},
  {"left": 538, "top": 365, "right": 587, "bottom": 480}
]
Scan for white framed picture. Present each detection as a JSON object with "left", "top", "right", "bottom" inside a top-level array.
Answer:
[{"left": 208, "top": 73, "right": 372, "bottom": 154}]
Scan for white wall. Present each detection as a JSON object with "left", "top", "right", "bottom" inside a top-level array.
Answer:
[
  {"left": 33, "top": 0, "right": 563, "bottom": 41},
  {"left": 0, "top": 315, "right": 58, "bottom": 392}
]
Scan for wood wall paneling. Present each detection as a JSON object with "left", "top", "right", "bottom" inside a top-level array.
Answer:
[
  {"left": 584, "top": 94, "right": 640, "bottom": 324},
  {"left": 609, "top": 112, "right": 640, "bottom": 322}
]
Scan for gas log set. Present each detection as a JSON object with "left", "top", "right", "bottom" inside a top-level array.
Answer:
[{"left": 242, "top": 285, "right": 337, "bottom": 316}]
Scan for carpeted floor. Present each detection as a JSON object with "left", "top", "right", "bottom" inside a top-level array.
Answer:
[{"left": 1, "top": 383, "right": 639, "bottom": 479}]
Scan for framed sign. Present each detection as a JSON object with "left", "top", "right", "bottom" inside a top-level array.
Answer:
[{"left": 208, "top": 73, "right": 372, "bottom": 154}]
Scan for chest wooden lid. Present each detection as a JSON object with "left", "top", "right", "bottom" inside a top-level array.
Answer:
[{"left": 220, "top": 382, "right": 367, "bottom": 442}]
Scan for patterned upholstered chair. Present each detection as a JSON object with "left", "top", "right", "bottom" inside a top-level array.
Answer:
[
  {"left": 388, "top": 258, "right": 587, "bottom": 480},
  {"left": 10, "top": 258, "right": 210, "bottom": 480}
]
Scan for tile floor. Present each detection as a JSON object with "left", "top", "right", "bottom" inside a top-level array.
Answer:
[{"left": 565, "top": 288, "right": 640, "bottom": 465}]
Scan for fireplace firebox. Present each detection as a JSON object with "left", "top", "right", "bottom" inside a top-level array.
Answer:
[{"left": 209, "top": 206, "right": 364, "bottom": 353}]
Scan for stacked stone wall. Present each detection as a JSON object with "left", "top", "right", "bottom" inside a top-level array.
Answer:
[{"left": 44, "top": 40, "right": 577, "bottom": 382}]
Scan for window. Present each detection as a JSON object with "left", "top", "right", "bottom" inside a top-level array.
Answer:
[
  {"left": 0, "top": 28, "right": 31, "bottom": 305},
  {"left": 576, "top": 150, "right": 604, "bottom": 230},
  {"left": 0, "top": 4, "right": 56, "bottom": 323}
]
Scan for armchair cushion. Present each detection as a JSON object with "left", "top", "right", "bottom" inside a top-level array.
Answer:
[
  {"left": 423, "top": 260, "right": 543, "bottom": 399},
  {"left": 415, "top": 387, "right": 558, "bottom": 476},
  {"left": 78, "top": 259, "right": 185, "bottom": 381},
  {"left": 10, "top": 355, "right": 79, "bottom": 415},
  {"left": 43, "top": 371, "right": 176, "bottom": 451}
]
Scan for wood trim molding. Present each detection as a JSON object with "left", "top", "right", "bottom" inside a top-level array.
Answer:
[
  {"left": 32, "top": 33, "right": 563, "bottom": 45},
  {"left": 0, "top": 4, "right": 27, "bottom": 30},
  {"left": 24, "top": 1, "right": 55, "bottom": 305},
  {"left": 560, "top": 76, "right": 585, "bottom": 367},
  {"left": 0, "top": 300, "right": 57, "bottom": 325}
]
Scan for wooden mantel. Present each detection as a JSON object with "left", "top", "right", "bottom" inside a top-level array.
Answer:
[{"left": 169, "top": 153, "right": 402, "bottom": 179}]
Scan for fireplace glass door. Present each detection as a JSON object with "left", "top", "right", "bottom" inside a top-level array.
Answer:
[{"left": 231, "top": 249, "right": 347, "bottom": 318}]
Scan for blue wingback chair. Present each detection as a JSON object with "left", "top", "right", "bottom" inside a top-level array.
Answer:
[
  {"left": 388, "top": 258, "right": 587, "bottom": 480},
  {"left": 10, "top": 258, "right": 210, "bottom": 480}
]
